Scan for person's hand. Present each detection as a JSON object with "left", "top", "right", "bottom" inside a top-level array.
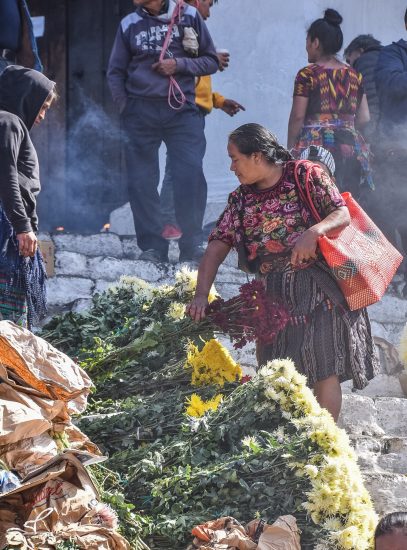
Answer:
[
  {"left": 186, "top": 295, "right": 209, "bottom": 322},
  {"left": 217, "top": 52, "right": 230, "bottom": 71},
  {"left": 17, "top": 231, "right": 37, "bottom": 258},
  {"left": 290, "top": 228, "right": 319, "bottom": 266},
  {"left": 152, "top": 59, "right": 177, "bottom": 76},
  {"left": 221, "top": 99, "right": 245, "bottom": 117}
]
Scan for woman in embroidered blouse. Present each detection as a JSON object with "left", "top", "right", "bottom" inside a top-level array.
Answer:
[
  {"left": 287, "top": 9, "right": 373, "bottom": 202},
  {"left": 187, "top": 123, "right": 378, "bottom": 421}
]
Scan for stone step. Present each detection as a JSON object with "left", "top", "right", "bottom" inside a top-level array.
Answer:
[
  {"left": 339, "top": 394, "right": 407, "bottom": 438},
  {"left": 349, "top": 434, "right": 407, "bottom": 475},
  {"left": 363, "top": 471, "right": 407, "bottom": 515}
]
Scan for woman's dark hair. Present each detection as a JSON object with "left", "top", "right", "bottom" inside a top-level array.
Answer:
[
  {"left": 228, "top": 123, "right": 292, "bottom": 164},
  {"left": 375, "top": 512, "right": 407, "bottom": 544},
  {"left": 307, "top": 8, "right": 343, "bottom": 56}
]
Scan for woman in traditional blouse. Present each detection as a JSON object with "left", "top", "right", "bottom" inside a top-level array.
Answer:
[
  {"left": 287, "top": 8, "right": 372, "bottom": 202},
  {"left": 187, "top": 123, "right": 378, "bottom": 421}
]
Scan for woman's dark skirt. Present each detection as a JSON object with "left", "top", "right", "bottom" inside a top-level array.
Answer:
[
  {"left": 0, "top": 205, "right": 47, "bottom": 329},
  {"left": 257, "top": 261, "right": 379, "bottom": 390}
]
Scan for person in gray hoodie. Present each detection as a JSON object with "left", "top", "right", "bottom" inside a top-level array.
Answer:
[
  {"left": 0, "top": 65, "right": 56, "bottom": 328},
  {"left": 107, "top": 0, "right": 219, "bottom": 263}
]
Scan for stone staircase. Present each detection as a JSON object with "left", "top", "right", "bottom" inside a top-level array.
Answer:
[
  {"left": 339, "top": 395, "right": 407, "bottom": 514},
  {"left": 38, "top": 230, "right": 407, "bottom": 516}
]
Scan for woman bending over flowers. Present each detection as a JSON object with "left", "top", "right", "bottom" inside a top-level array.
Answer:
[{"left": 187, "top": 123, "right": 378, "bottom": 421}]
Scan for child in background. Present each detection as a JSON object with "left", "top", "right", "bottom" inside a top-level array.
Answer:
[{"left": 375, "top": 512, "right": 407, "bottom": 550}]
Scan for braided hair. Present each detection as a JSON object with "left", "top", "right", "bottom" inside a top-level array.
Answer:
[{"left": 229, "top": 123, "right": 292, "bottom": 164}]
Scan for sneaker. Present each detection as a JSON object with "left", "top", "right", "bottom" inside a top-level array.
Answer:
[
  {"left": 179, "top": 245, "right": 206, "bottom": 263},
  {"left": 161, "top": 224, "right": 183, "bottom": 240},
  {"left": 139, "top": 249, "right": 169, "bottom": 263}
]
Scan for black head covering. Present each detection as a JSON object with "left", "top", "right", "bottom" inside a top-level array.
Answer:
[{"left": 0, "top": 65, "right": 55, "bottom": 130}]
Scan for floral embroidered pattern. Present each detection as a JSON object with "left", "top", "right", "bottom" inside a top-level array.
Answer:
[{"left": 209, "top": 161, "right": 345, "bottom": 269}]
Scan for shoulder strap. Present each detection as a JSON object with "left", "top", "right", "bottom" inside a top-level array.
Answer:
[{"left": 293, "top": 160, "right": 322, "bottom": 223}]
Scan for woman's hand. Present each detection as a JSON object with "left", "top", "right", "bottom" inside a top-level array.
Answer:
[
  {"left": 290, "top": 228, "right": 319, "bottom": 266},
  {"left": 17, "top": 231, "right": 37, "bottom": 257},
  {"left": 186, "top": 295, "right": 209, "bottom": 322}
]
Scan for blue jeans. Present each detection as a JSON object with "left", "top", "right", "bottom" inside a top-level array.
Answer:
[{"left": 122, "top": 98, "right": 207, "bottom": 255}]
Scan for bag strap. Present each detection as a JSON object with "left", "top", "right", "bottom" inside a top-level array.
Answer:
[{"left": 293, "top": 160, "right": 322, "bottom": 223}]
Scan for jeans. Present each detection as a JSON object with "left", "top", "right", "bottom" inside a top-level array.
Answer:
[
  {"left": 160, "top": 113, "right": 207, "bottom": 229},
  {"left": 122, "top": 97, "right": 207, "bottom": 255},
  {"left": 160, "top": 154, "right": 178, "bottom": 227}
]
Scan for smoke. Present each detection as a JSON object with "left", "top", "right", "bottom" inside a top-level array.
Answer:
[{"left": 62, "top": 87, "right": 128, "bottom": 232}]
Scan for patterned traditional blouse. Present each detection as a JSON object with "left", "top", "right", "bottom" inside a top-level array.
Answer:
[
  {"left": 209, "top": 161, "right": 345, "bottom": 272},
  {"left": 294, "top": 64, "right": 364, "bottom": 116}
]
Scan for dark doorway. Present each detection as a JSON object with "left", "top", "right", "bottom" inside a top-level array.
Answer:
[{"left": 30, "top": 0, "right": 133, "bottom": 232}]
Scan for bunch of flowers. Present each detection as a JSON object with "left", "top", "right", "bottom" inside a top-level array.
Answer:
[
  {"left": 185, "top": 339, "right": 242, "bottom": 387},
  {"left": 258, "top": 360, "right": 378, "bottom": 550},
  {"left": 206, "top": 279, "right": 290, "bottom": 348},
  {"left": 185, "top": 393, "right": 223, "bottom": 418}
]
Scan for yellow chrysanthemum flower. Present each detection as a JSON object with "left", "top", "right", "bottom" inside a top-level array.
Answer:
[
  {"left": 185, "top": 393, "right": 223, "bottom": 417},
  {"left": 185, "top": 339, "right": 242, "bottom": 387}
]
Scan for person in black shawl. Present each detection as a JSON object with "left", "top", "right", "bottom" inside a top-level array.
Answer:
[{"left": 0, "top": 65, "right": 56, "bottom": 329}]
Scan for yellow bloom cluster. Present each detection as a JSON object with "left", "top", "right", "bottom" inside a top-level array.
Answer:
[
  {"left": 174, "top": 266, "right": 218, "bottom": 303},
  {"left": 258, "top": 359, "right": 378, "bottom": 550},
  {"left": 166, "top": 302, "right": 186, "bottom": 321},
  {"left": 399, "top": 322, "right": 407, "bottom": 368},
  {"left": 185, "top": 339, "right": 243, "bottom": 387},
  {"left": 185, "top": 393, "right": 223, "bottom": 417}
]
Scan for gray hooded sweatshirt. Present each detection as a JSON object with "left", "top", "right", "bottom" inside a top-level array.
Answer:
[
  {"left": 107, "top": 0, "right": 218, "bottom": 109},
  {"left": 0, "top": 65, "right": 54, "bottom": 233}
]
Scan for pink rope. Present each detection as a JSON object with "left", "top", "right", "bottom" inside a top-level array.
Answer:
[{"left": 159, "top": 0, "right": 187, "bottom": 110}]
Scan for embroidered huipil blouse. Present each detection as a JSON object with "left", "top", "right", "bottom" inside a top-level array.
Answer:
[{"left": 209, "top": 161, "right": 345, "bottom": 272}]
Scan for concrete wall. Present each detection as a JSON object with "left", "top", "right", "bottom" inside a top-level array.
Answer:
[{"left": 204, "top": 0, "right": 407, "bottom": 203}]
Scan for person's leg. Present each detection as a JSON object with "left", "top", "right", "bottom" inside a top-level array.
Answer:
[
  {"left": 313, "top": 374, "right": 342, "bottom": 422},
  {"left": 160, "top": 152, "right": 178, "bottom": 228},
  {"left": 122, "top": 98, "right": 169, "bottom": 258},
  {"left": 164, "top": 104, "right": 207, "bottom": 258}
]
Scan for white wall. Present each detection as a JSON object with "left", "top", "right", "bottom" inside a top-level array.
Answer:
[{"left": 204, "top": 0, "right": 407, "bottom": 203}]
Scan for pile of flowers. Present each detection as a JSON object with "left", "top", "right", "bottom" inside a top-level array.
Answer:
[{"left": 42, "top": 272, "right": 377, "bottom": 550}]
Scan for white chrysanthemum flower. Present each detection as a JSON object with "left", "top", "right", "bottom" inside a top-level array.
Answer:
[{"left": 167, "top": 302, "right": 186, "bottom": 321}]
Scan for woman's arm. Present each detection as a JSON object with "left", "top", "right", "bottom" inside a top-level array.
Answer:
[
  {"left": 355, "top": 94, "right": 370, "bottom": 129},
  {"left": 287, "top": 96, "right": 309, "bottom": 150},
  {"left": 187, "top": 240, "right": 231, "bottom": 321},
  {"left": 291, "top": 206, "right": 350, "bottom": 266}
]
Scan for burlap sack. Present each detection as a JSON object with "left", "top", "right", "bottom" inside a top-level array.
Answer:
[
  {"left": 253, "top": 516, "right": 301, "bottom": 550},
  {"left": 0, "top": 320, "right": 92, "bottom": 413}
]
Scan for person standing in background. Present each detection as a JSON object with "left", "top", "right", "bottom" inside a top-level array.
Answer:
[
  {"left": 374, "top": 8, "right": 407, "bottom": 293},
  {"left": 160, "top": 0, "right": 245, "bottom": 243},
  {"left": 287, "top": 9, "right": 372, "bottom": 205},
  {"left": 0, "top": 66, "right": 56, "bottom": 328},
  {"left": 0, "top": 0, "right": 42, "bottom": 74},
  {"left": 344, "top": 34, "right": 382, "bottom": 141},
  {"left": 107, "top": 0, "right": 219, "bottom": 264}
]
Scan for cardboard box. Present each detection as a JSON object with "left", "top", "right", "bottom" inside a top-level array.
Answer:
[{"left": 38, "top": 239, "right": 55, "bottom": 278}]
